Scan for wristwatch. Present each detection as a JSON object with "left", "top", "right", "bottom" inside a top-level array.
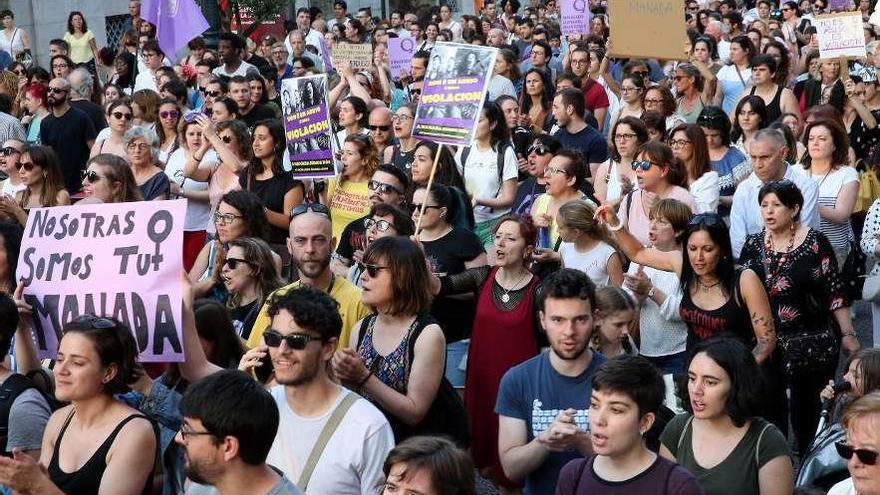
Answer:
[{"left": 647, "top": 287, "right": 656, "bottom": 299}]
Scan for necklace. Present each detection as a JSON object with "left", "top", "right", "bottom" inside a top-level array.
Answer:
[
  {"left": 763, "top": 226, "right": 796, "bottom": 284},
  {"left": 499, "top": 270, "right": 530, "bottom": 303},
  {"left": 697, "top": 278, "right": 721, "bottom": 293}
]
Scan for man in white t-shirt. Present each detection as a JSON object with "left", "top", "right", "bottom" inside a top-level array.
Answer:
[
  {"left": 246, "top": 286, "right": 394, "bottom": 494},
  {"left": 213, "top": 32, "right": 258, "bottom": 79}
]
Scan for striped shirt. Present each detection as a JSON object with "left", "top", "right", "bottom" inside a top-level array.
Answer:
[{"left": 811, "top": 166, "right": 858, "bottom": 249}]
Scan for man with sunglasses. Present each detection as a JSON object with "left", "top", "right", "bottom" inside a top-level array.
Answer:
[
  {"left": 729, "top": 128, "right": 819, "bottom": 257},
  {"left": 248, "top": 205, "right": 372, "bottom": 350},
  {"left": 40, "top": 77, "right": 96, "bottom": 193},
  {"left": 367, "top": 107, "right": 394, "bottom": 155},
  {"left": 331, "top": 165, "right": 408, "bottom": 277},
  {"left": 177, "top": 370, "right": 303, "bottom": 495},
  {"left": 512, "top": 135, "right": 561, "bottom": 215},
  {"left": 244, "top": 288, "right": 393, "bottom": 493},
  {"left": 828, "top": 392, "right": 880, "bottom": 495}
]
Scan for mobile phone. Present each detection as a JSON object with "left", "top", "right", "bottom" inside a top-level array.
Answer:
[{"left": 183, "top": 111, "right": 204, "bottom": 123}]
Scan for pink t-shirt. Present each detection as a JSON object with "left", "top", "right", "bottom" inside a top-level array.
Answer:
[{"left": 619, "top": 186, "right": 695, "bottom": 246}]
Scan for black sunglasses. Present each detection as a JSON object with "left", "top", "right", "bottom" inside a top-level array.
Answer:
[
  {"left": 111, "top": 111, "right": 133, "bottom": 121},
  {"left": 631, "top": 160, "right": 654, "bottom": 171},
  {"left": 528, "top": 144, "right": 549, "bottom": 156},
  {"left": 290, "top": 202, "right": 331, "bottom": 219},
  {"left": 836, "top": 441, "right": 879, "bottom": 465},
  {"left": 363, "top": 263, "right": 389, "bottom": 278},
  {"left": 82, "top": 169, "right": 102, "bottom": 183},
  {"left": 367, "top": 124, "right": 391, "bottom": 131},
  {"left": 221, "top": 135, "right": 232, "bottom": 143},
  {"left": 263, "top": 329, "right": 323, "bottom": 349},
  {"left": 205, "top": 90, "right": 222, "bottom": 97},
  {"left": 223, "top": 257, "right": 253, "bottom": 270},
  {"left": 689, "top": 212, "right": 723, "bottom": 227},
  {"left": 368, "top": 179, "right": 402, "bottom": 195},
  {"left": 0, "top": 146, "right": 20, "bottom": 156}
]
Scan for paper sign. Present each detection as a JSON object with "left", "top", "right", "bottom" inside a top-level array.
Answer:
[
  {"left": 412, "top": 42, "right": 498, "bottom": 146},
  {"left": 331, "top": 42, "right": 373, "bottom": 71},
  {"left": 608, "top": 0, "right": 688, "bottom": 61},
  {"left": 281, "top": 75, "right": 336, "bottom": 179},
  {"left": 561, "top": 0, "right": 591, "bottom": 36},
  {"left": 816, "top": 12, "right": 866, "bottom": 59},
  {"left": 389, "top": 37, "right": 416, "bottom": 78},
  {"left": 16, "top": 200, "right": 186, "bottom": 362}
]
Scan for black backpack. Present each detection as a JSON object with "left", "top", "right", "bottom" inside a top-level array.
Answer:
[{"left": 0, "top": 371, "right": 64, "bottom": 455}]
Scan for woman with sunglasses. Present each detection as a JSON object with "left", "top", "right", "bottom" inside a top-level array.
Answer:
[
  {"left": 659, "top": 337, "right": 794, "bottom": 495},
  {"left": 124, "top": 126, "right": 170, "bottom": 201},
  {"left": 738, "top": 179, "right": 859, "bottom": 455},
  {"left": 91, "top": 100, "right": 132, "bottom": 160},
  {"left": 669, "top": 123, "right": 720, "bottom": 214},
  {"left": 731, "top": 95, "right": 769, "bottom": 155},
  {"left": 81, "top": 153, "right": 142, "bottom": 204},
  {"left": 347, "top": 203, "right": 415, "bottom": 287},
  {"left": 595, "top": 203, "right": 775, "bottom": 361},
  {"left": 530, "top": 150, "right": 594, "bottom": 251},
  {"left": 512, "top": 135, "right": 562, "bottom": 215},
  {"left": 673, "top": 64, "right": 711, "bottom": 125},
  {"left": 221, "top": 236, "right": 285, "bottom": 339},
  {"left": 826, "top": 393, "right": 880, "bottom": 495},
  {"left": 0, "top": 139, "right": 25, "bottom": 197},
  {"left": 595, "top": 117, "right": 648, "bottom": 208},
  {"left": 698, "top": 106, "right": 751, "bottom": 219},
  {"left": 618, "top": 142, "right": 696, "bottom": 245},
  {"left": 0, "top": 145, "right": 69, "bottom": 225},
  {"left": 383, "top": 103, "right": 417, "bottom": 174},
  {"left": 21, "top": 83, "right": 48, "bottom": 146},
  {"left": 189, "top": 190, "right": 279, "bottom": 299},
  {"left": 155, "top": 97, "right": 180, "bottom": 165},
  {"left": 323, "top": 134, "right": 380, "bottom": 241}
]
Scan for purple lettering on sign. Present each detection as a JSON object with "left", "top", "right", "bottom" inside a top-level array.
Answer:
[
  {"left": 389, "top": 37, "right": 416, "bottom": 79},
  {"left": 561, "top": 0, "right": 591, "bottom": 36}
]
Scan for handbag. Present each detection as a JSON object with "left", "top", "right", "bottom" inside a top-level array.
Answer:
[{"left": 15, "top": 49, "right": 32, "bottom": 68}]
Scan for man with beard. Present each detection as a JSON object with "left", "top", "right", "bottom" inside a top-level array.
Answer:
[
  {"left": 247, "top": 206, "right": 371, "bottom": 350},
  {"left": 40, "top": 78, "right": 96, "bottom": 193},
  {"left": 242, "top": 287, "right": 394, "bottom": 493},
  {"left": 176, "top": 370, "right": 303, "bottom": 495},
  {"left": 496, "top": 268, "right": 605, "bottom": 495}
]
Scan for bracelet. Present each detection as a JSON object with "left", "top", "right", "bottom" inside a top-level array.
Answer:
[
  {"left": 841, "top": 331, "right": 857, "bottom": 339},
  {"left": 357, "top": 371, "right": 372, "bottom": 389}
]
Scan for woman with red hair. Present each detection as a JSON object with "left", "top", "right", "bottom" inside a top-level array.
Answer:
[{"left": 20, "top": 83, "right": 48, "bottom": 145}]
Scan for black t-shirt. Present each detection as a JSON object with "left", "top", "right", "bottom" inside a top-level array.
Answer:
[
  {"left": 70, "top": 99, "right": 107, "bottom": 133},
  {"left": 336, "top": 214, "right": 369, "bottom": 262},
  {"left": 423, "top": 227, "right": 485, "bottom": 342},
  {"left": 245, "top": 54, "right": 271, "bottom": 72},
  {"left": 239, "top": 171, "right": 303, "bottom": 244},
  {"left": 40, "top": 106, "right": 97, "bottom": 193},
  {"left": 240, "top": 104, "right": 277, "bottom": 130}
]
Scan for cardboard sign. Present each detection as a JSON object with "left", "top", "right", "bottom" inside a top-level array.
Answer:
[
  {"left": 816, "top": 12, "right": 866, "bottom": 59},
  {"left": 608, "top": 0, "right": 688, "bottom": 61},
  {"left": 388, "top": 37, "right": 416, "bottom": 78},
  {"left": 331, "top": 42, "right": 373, "bottom": 71},
  {"left": 281, "top": 75, "right": 336, "bottom": 179},
  {"left": 16, "top": 200, "right": 186, "bottom": 362},
  {"left": 412, "top": 42, "right": 498, "bottom": 145},
  {"left": 561, "top": 0, "right": 591, "bottom": 36}
]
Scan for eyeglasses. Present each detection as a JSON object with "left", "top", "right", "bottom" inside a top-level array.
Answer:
[
  {"left": 570, "top": 59, "right": 588, "bottom": 65},
  {"left": 205, "top": 90, "right": 222, "bottom": 97},
  {"left": 82, "top": 170, "right": 103, "bottom": 183},
  {"left": 179, "top": 424, "right": 216, "bottom": 441},
  {"left": 111, "top": 111, "right": 133, "bottom": 121},
  {"left": 16, "top": 161, "right": 35, "bottom": 172},
  {"left": 12, "top": 69, "right": 25, "bottom": 76},
  {"left": 127, "top": 143, "right": 150, "bottom": 151},
  {"left": 223, "top": 257, "right": 253, "bottom": 270},
  {"left": 614, "top": 133, "right": 638, "bottom": 141},
  {"left": 142, "top": 52, "right": 159, "bottom": 59},
  {"left": 47, "top": 87, "right": 67, "bottom": 94},
  {"left": 391, "top": 114, "right": 413, "bottom": 123},
  {"left": 51, "top": 63, "right": 68, "bottom": 69},
  {"left": 368, "top": 179, "right": 402, "bottom": 195},
  {"left": 688, "top": 212, "right": 723, "bottom": 227},
  {"left": 363, "top": 263, "right": 389, "bottom": 277},
  {"left": 66, "top": 314, "right": 116, "bottom": 330},
  {"left": 836, "top": 441, "right": 879, "bottom": 465},
  {"left": 364, "top": 218, "right": 394, "bottom": 232},
  {"left": 160, "top": 110, "right": 180, "bottom": 119},
  {"left": 669, "top": 139, "right": 692, "bottom": 148},
  {"left": 409, "top": 88, "right": 422, "bottom": 95},
  {"left": 0, "top": 146, "right": 20, "bottom": 156},
  {"left": 263, "top": 329, "right": 323, "bottom": 349},
  {"left": 620, "top": 86, "right": 641, "bottom": 93},
  {"left": 213, "top": 212, "right": 243, "bottom": 224},
  {"left": 528, "top": 144, "right": 549, "bottom": 155},
  {"left": 545, "top": 166, "right": 567, "bottom": 176},
  {"left": 290, "top": 202, "right": 331, "bottom": 219},
  {"left": 367, "top": 124, "right": 391, "bottom": 132},
  {"left": 631, "top": 160, "right": 656, "bottom": 171}
]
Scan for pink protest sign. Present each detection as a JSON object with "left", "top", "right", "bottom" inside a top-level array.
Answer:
[
  {"left": 389, "top": 36, "right": 416, "bottom": 78},
  {"left": 16, "top": 200, "right": 186, "bottom": 362},
  {"left": 561, "top": 0, "right": 591, "bottom": 36}
]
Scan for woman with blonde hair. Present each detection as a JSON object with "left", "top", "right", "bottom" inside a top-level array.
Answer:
[
  {"left": 543, "top": 199, "right": 623, "bottom": 288},
  {"left": 323, "top": 134, "right": 380, "bottom": 240}
]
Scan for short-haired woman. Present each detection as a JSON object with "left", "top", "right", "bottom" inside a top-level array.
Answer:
[
  {"left": 594, "top": 116, "right": 649, "bottom": 208},
  {"left": 381, "top": 436, "right": 475, "bottom": 495},
  {"left": 125, "top": 126, "right": 170, "bottom": 201}
]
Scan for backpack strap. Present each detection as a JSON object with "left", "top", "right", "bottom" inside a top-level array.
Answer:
[
  {"left": 0, "top": 374, "right": 37, "bottom": 453},
  {"left": 297, "top": 392, "right": 359, "bottom": 491},
  {"left": 406, "top": 314, "right": 440, "bottom": 365}
]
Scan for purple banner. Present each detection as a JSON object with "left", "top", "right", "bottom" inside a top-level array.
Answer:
[
  {"left": 828, "top": 0, "right": 850, "bottom": 11},
  {"left": 281, "top": 75, "right": 336, "bottom": 179},
  {"left": 319, "top": 37, "right": 334, "bottom": 73},
  {"left": 561, "top": 0, "right": 591, "bottom": 36},
  {"left": 412, "top": 43, "right": 498, "bottom": 146},
  {"left": 388, "top": 37, "right": 416, "bottom": 79}
]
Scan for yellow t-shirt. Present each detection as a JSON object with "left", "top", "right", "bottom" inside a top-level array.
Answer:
[
  {"left": 63, "top": 30, "right": 95, "bottom": 64},
  {"left": 326, "top": 178, "right": 370, "bottom": 241},
  {"left": 246, "top": 276, "right": 373, "bottom": 350}
]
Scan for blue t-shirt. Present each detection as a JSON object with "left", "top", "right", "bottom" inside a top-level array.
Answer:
[
  {"left": 553, "top": 125, "right": 609, "bottom": 171},
  {"left": 495, "top": 351, "right": 606, "bottom": 495}
]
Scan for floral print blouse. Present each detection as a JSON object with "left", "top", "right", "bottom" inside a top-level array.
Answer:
[{"left": 739, "top": 228, "right": 848, "bottom": 335}]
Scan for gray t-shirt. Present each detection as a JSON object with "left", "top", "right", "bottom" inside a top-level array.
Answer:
[
  {"left": 2, "top": 375, "right": 51, "bottom": 452},
  {"left": 186, "top": 474, "right": 303, "bottom": 495}
]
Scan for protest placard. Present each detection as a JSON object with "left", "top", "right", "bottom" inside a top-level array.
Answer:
[
  {"left": 16, "top": 200, "right": 186, "bottom": 362},
  {"left": 828, "top": 0, "right": 851, "bottom": 12},
  {"left": 331, "top": 42, "right": 373, "bottom": 71},
  {"left": 318, "top": 37, "right": 334, "bottom": 73},
  {"left": 815, "top": 12, "right": 866, "bottom": 59},
  {"left": 608, "top": 0, "right": 688, "bottom": 61},
  {"left": 412, "top": 42, "right": 497, "bottom": 146},
  {"left": 561, "top": 0, "right": 591, "bottom": 36},
  {"left": 281, "top": 75, "right": 335, "bottom": 179},
  {"left": 388, "top": 37, "right": 416, "bottom": 78}
]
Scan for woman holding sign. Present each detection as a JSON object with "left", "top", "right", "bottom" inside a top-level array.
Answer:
[{"left": 0, "top": 145, "right": 69, "bottom": 226}]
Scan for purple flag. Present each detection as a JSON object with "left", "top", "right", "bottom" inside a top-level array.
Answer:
[{"left": 142, "top": 0, "right": 210, "bottom": 59}]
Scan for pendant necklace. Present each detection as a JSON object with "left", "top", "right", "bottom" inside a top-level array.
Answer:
[{"left": 500, "top": 270, "right": 530, "bottom": 303}]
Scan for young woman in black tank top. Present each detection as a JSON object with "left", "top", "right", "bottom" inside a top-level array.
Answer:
[
  {"left": 595, "top": 206, "right": 777, "bottom": 364},
  {"left": 0, "top": 315, "right": 157, "bottom": 495},
  {"left": 743, "top": 54, "right": 800, "bottom": 125}
]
